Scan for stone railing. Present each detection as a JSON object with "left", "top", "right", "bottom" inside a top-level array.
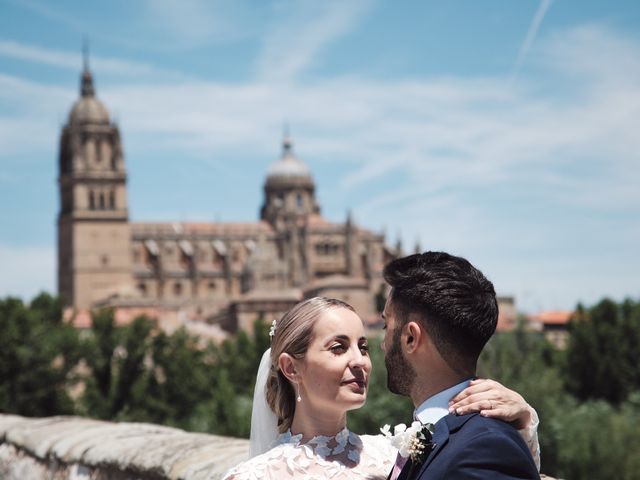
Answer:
[
  {"left": 0, "top": 414, "right": 248, "bottom": 480},
  {"left": 1, "top": 413, "right": 558, "bottom": 479}
]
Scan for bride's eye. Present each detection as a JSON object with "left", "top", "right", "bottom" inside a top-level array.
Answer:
[
  {"left": 359, "top": 343, "right": 369, "bottom": 355},
  {"left": 330, "top": 344, "right": 347, "bottom": 354}
]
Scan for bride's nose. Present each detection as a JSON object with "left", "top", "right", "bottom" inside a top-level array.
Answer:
[{"left": 349, "top": 349, "right": 367, "bottom": 370}]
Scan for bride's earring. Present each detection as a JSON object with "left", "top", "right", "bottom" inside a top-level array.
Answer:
[{"left": 296, "top": 383, "right": 302, "bottom": 403}]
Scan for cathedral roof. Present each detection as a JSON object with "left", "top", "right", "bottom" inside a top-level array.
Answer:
[
  {"left": 68, "top": 56, "right": 110, "bottom": 125},
  {"left": 131, "top": 221, "right": 274, "bottom": 237},
  {"left": 265, "top": 134, "right": 314, "bottom": 187}
]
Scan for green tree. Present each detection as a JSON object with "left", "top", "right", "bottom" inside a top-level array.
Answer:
[
  {"left": 195, "top": 367, "right": 253, "bottom": 437},
  {"left": 0, "top": 293, "right": 80, "bottom": 416},
  {"left": 550, "top": 395, "right": 640, "bottom": 480},
  {"left": 203, "top": 319, "right": 271, "bottom": 436},
  {"left": 79, "top": 310, "right": 153, "bottom": 419},
  {"left": 125, "top": 328, "right": 216, "bottom": 429},
  {"left": 565, "top": 298, "right": 640, "bottom": 404}
]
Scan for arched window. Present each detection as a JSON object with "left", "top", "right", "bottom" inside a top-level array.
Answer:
[
  {"left": 98, "top": 192, "right": 105, "bottom": 210},
  {"left": 89, "top": 190, "right": 95, "bottom": 210},
  {"left": 296, "top": 193, "right": 304, "bottom": 208},
  {"left": 173, "top": 282, "right": 182, "bottom": 296},
  {"left": 109, "top": 190, "right": 116, "bottom": 210}
]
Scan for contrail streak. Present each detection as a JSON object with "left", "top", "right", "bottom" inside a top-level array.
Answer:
[{"left": 509, "top": 0, "right": 554, "bottom": 85}]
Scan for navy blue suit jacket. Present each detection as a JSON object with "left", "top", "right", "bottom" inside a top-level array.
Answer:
[{"left": 397, "top": 413, "right": 540, "bottom": 480}]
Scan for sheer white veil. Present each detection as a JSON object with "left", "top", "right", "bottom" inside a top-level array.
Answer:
[{"left": 249, "top": 348, "right": 279, "bottom": 458}]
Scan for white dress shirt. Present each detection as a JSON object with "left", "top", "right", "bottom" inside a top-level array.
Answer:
[{"left": 414, "top": 379, "right": 471, "bottom": 425}]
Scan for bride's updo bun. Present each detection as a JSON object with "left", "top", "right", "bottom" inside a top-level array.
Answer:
[{"left": 266, "top": 296, "right": 355, "bottom": 433}]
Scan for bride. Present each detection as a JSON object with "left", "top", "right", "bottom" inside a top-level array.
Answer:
[{"left": 223, "top": 297, "right": 539, "bottom": 479}]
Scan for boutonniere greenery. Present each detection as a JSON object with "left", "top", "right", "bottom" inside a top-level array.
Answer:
[{"left": 381, "top": 421, "right": 436, "bottom": 467}]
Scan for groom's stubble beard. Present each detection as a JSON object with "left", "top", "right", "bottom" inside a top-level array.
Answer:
[{"left": 384, "top": 326, "right": 416, "bottom": 396}]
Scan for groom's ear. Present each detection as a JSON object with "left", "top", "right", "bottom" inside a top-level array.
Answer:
[
  {"left": 278, "top": 353, "right": 299, "bottom": 382},
  {"left": 404, "top": 321, "right": 422, "bottom": 353}
]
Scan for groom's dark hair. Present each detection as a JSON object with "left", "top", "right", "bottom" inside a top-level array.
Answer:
[{"left": 383, "top": 251, "right": 498, "bottom": 375}]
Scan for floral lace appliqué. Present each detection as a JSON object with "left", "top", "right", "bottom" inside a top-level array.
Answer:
[{"left": 222, "top": 428, "right": 395, "bottom": 480}]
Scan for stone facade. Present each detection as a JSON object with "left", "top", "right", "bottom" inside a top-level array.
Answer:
[{"left": 57, "top": 62, "right": 395, "bottom": 331}]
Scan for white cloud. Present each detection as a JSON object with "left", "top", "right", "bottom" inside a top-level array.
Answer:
[
  {"left": 140, "top": 0, "right": 258, "bottom": 47},
  {"left": 10, "top": 0, "right": 255, "bottom": 50},
  {"left": 255, "top": 0, "right": 373, "bottom": 83},
  {"left": 0, "top": 40, "right": 187, "bottom": 78},
  {"left": 0, "top": 74, "right": 72, "bottom": 155},
  {"left": 4, "top": 24, "right": 640, "bottom": 199}
]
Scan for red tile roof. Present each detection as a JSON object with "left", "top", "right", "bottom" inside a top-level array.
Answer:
[{"left": 529, "top": 310, "right": 574, "bottom": 325}]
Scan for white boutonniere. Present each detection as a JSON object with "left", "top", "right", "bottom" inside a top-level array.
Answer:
[{"left": 381, "top": 421, "right": 436, "bottom": 466}]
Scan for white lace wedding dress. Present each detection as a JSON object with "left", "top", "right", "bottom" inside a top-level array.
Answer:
[
  {"left": 222, "top": 416, "right": 540, "bottom": 480},
  {"left": 222, "top": 427, "right": 396, "bottom": 480}
]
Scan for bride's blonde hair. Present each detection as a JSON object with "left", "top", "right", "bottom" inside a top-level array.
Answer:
[{"left": 266, "top": 296, "right": 355, "bottom": 433}]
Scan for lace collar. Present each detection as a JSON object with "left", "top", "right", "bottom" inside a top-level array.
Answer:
[{"left": 276, "top": 427, "right": 364, "bottom": 462}]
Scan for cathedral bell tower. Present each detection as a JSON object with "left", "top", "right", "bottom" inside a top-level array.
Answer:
[{"left": 57, "top": 51, "right": 132, "bottom": 308}]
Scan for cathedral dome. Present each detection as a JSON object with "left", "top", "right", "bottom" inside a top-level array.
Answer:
[
  {"left": 265, "top": 135, "right": 313, "bottom": 186},
  {"left": 69, "top": 97, "right": 110, "bottom": 124},
  {"left": 68, "top": 70, "right": 110, "bottom": 125}
]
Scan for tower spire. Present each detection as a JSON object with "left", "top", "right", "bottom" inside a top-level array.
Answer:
[
  {"left": 282, "top": 123, "right": 293, "bottom": 155},
  {"left": 82, "top": 36, "right": 90, "bottom": 72},
  {"left": 80, "top": 37, "right": 95, "bottom": 98}
]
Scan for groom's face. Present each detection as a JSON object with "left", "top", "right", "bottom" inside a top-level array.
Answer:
[{"left": 381, "top": 297, "right": 415, "bottom": 396}]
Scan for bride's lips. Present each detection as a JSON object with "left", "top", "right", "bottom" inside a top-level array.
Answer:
[{"left": 341, "top": 378, "right": 367, "bottom": 391}]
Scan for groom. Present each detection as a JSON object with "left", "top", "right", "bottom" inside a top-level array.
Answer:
[{"left": 381, "top": 252, "right": 540, "bottom": 480}]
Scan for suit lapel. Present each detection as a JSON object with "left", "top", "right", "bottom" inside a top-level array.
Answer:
[
  {"left": 420, "top": 416, "right": 451, "bottom": 470},
  {"left": 408, "top": 413, "right": 479, "bottom": 479}
]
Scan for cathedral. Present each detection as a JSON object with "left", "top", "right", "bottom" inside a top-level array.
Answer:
[{"left": 57, "top": 59, "right": 397, "bottom": 335}]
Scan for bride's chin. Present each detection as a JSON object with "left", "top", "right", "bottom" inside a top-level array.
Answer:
[{"left": 347, "top": 394, "right": 367, "bottom": 409}]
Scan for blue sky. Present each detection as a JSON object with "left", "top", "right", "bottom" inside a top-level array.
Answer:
[{"left": 1, "top": 0, "right": 639, "bottom": 313}]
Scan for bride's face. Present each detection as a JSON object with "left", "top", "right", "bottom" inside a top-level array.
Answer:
[{"left": 296, "top": 307, "right": 371, "bottom": 414}]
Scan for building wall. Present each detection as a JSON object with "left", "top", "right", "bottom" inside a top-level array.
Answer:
[{"left": 71, "top": 221, "right": 132, "bottom": 308}]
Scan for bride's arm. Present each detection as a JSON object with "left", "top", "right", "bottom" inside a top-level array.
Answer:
[{"left": 448, "top": 378, "right": 541, "bottom": 471}]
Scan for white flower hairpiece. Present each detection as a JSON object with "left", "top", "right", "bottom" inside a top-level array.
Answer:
[{"left": 269, "top": 319, "right": 277, "bottom": 339}]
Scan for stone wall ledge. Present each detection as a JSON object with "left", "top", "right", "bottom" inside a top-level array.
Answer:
[
  {"left": 1, "top": 413, "right": 558, "bottom": 479},
  {"left": 0, "top": 413, "right": 248, "bottom": 480}
]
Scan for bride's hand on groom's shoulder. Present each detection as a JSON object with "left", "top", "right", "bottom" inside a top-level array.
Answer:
[{"left": 447, "top": 378, "right": 533, "bottom": 430}]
